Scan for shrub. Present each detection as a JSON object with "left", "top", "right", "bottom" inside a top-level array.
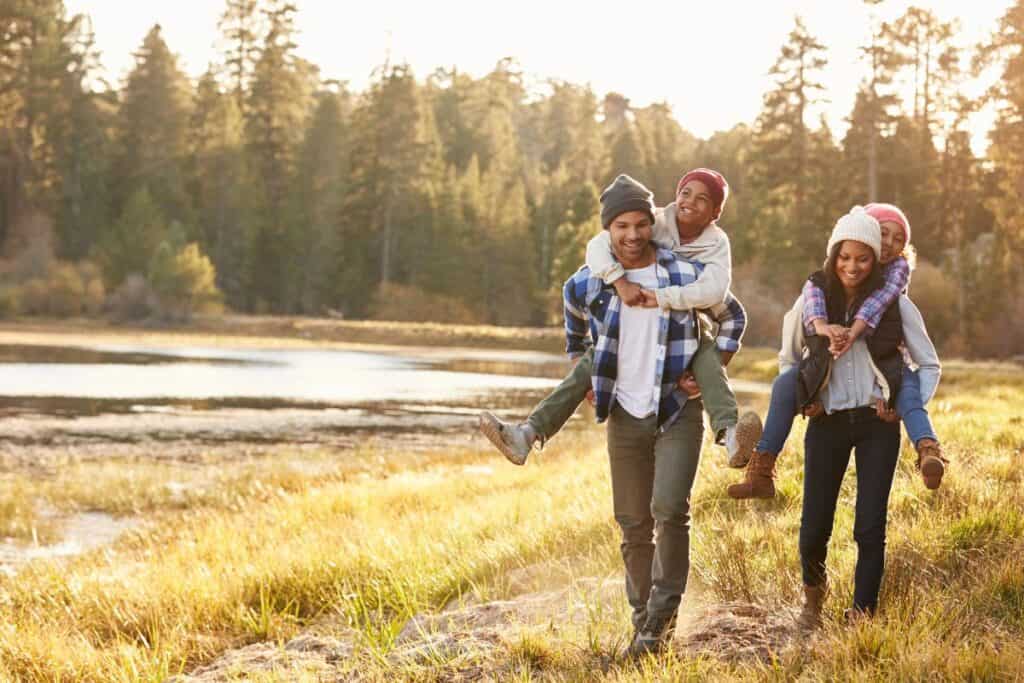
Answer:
[
  {"left": 909, "top": 259, "right": 959, "bottom": 353},
  {"left": 107, "top": 273, "right": 159, "bottom": 321},
  {"left": 370, "top": 282, "right": 481, "bottom": 324},
  {"left": 0, "top": 287, "right": 20, "bottom": 318},
  {"left": 46, "top": 263, "right": 86, "bottom": 317},
  {"left": 147, "top": 241, "right": 224, "bottom": 322}
]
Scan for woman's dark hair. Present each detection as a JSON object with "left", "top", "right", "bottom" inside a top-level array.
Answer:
[{"left": 822, "top": 240, "right": 884, "bottom": 306}]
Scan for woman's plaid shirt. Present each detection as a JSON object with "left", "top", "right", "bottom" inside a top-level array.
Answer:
[{"left": 562, "top": 246, "right": 746, "bottom": 431}]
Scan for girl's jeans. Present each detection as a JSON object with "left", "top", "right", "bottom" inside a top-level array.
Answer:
[{"left": 757, "top": 365, "right": 938, "bottom": 456}]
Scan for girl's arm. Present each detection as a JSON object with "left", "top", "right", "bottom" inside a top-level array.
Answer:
[
  {"left": 853, "top": 257, "right": 910, "bottom": 337},
  {"left": 800, "top": 278, "right": 829, "bottom": 335}
]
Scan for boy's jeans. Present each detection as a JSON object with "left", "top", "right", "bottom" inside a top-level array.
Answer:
[
  {"left": 756, "top": 365, "right": 938, "bottom": 457},
  {"left": 525, "top": 330, "right": 738, "bottom": 443}
]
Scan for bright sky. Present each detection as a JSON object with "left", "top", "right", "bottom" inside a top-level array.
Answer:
[{"left": 67, "top": 0, "right": 1012, "bottom": 154}]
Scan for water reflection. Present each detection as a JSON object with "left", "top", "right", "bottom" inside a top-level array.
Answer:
[{"left": 0, "top": 344, "right": 562, "bottom": 407}]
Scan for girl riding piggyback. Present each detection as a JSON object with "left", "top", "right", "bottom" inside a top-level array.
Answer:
[{"left": 728, "top": 203, "right": 947, "bottom": 499}]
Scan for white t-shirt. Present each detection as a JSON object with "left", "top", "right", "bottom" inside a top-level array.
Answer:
[{"left": 615, "top": 263, "right": 663, "bottom": 418}]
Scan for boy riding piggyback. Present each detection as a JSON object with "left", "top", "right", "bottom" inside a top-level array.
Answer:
[{"left": 480, "top": 169, "right": 761, "bottom": 470}]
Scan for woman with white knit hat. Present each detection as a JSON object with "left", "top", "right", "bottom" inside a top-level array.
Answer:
[
  {"left": 728, "top": 202, "right": 946, "bottom": 501},
  {"left": 773, "top": 207, "right": 941, "bottom": 627}
]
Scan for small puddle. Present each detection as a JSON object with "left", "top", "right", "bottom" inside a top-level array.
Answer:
[{"left": 0, "top": 511, "right": 137, "bottom": 576}]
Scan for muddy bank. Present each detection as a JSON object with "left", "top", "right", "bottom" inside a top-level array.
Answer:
[
  {"left": 169, "top": 570, "right": 804, "bottom": 681},
  {"left": 0, "top": 390, "right": 565, "bottom": 470}
]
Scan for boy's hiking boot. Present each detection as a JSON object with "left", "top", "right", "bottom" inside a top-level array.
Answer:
[
  {"left": 727, "top": 451, "right": 778, "bottom": 499},
  {"left": 797, "top": 583, "right": 828, "bottom": 630},
  {"left": 916, "top": 439, "right": 947, "bottom": 490},
  {"left": 478, "top": 411, "right": 535, "bottom": 465},
  {"left": 722, "top": 411, "right": 764, "bottom": 468},
  {"left": 626, "top": 611, "right": 677, "bottom": 659}
]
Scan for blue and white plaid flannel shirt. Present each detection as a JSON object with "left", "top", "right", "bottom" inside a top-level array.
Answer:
[{"left": 562, "top": 246, "right": 746, "bottom": 431}]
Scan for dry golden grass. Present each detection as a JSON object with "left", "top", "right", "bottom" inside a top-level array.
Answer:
[{"left": 0, "top": 347, "right": 1022, "bottom": 680}]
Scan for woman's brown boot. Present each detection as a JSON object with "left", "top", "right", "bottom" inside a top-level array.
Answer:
[
  {"left": 726, "top": 451, "right": 777, "bottom": 499},
  {"left": 916, "top": 439, "right": 947, "bottom": 490},
  {"left": 797, "top": 583, "right": 828, "bottom": 630}
]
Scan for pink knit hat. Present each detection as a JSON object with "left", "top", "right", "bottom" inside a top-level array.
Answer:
[{"left": 864, "top": 203, "right": 911, "bottom": 244}]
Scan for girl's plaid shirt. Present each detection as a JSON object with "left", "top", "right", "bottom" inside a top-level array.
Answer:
[{"left": 562, "top": 246, "right": 746, "bottom": 431}]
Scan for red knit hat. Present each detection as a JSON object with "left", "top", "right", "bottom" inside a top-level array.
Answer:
[
  {"left": 864, "top": 203, "right": 911, "bottom": 244},
  {"left": 676, "top": 168, "right": 729, "bottom": 220}
]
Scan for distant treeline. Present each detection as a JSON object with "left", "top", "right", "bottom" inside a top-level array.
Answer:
[{"left": 1, "top": 1, "right": 1022, "bottom": 354}]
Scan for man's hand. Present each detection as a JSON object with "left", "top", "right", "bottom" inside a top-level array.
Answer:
[
  {"left": 875, "top": 398, "right": 899, "bottom": 422},
  {"left": 678, "top": 371, "right": 701, "bottom": 398},
  {"left": 638, "top": 288, "right": 660, "bottom": 308},
  {"left": 613, "top": 278, "right": 644, "bottom": 306},
  {"left": 719, "top": 350, "right": 734, "bottom": 367},
  {"left": 802, "top": 401, "right": 824, "bottom": 418}
]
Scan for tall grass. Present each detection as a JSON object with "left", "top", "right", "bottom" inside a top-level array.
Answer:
[{"left": 1, "top": 363, "right": 1022, "bottom": 680}]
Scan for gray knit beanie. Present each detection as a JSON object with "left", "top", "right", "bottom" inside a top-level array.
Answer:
[{"left": 600, "top": 174, "right": 656, "bottom": 230}]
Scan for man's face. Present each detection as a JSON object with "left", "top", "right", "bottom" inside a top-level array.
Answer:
[
  {"left": 608, "top": 210, "right": 654, "bottom": 263},
  {"left": 675, "top": 179, "right": 716, "bottom": 232}
]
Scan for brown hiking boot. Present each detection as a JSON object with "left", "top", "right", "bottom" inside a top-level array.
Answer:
[
  {"left": 723, "top": 411, "right": 764, "bottom": 468},
  {"left": 726, "top": 451, "right": 778, "bottom": 499},
  {"left": 916, "top": 439, "right": 947, "bottom": 490},
  {"left": 797, "top": 583, "right": 828, "bottom": 630}
]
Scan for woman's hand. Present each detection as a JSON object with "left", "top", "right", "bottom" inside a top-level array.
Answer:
[
  {"left": 875, "top": 398, "right": 899, "bottom": 422},
  {"left": 802, "top": 401, "right": 824, "bottom": 418}
]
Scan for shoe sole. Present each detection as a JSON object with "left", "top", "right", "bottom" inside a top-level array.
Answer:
[
  {"left": 728, "top": 411, "right": 763, "bottom": 469},
  {"left": 478, "top": 411, "right": 527, "bottom": 466},
  {"left": 921, "top": 457, "right": 944, "bottom": 489}
]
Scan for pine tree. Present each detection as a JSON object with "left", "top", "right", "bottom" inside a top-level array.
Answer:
[
  {"left": 0, "top": 0, "right": 91, "bottom": 252},
  {"left": 290, "top": 85, "right": 350, "bottom": 313},
  {"left": 749, "top": 16, "right": 829, "bottom": 274},
  {"left": 243, "top": 0, "right": 315, "bottom": 311},
  {"left": 217, "top": 0, "right": 263, "bottom": 110},
  {"left": 188, "top": 67, "right": 248, "bottom": 307},
  {"left": 113, "top": 24, "right": 193, "bottom": 229}
]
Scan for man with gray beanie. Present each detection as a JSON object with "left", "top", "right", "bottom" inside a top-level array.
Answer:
[{"left": 546, "top": 174, "right": 746, "bottom": 656}]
